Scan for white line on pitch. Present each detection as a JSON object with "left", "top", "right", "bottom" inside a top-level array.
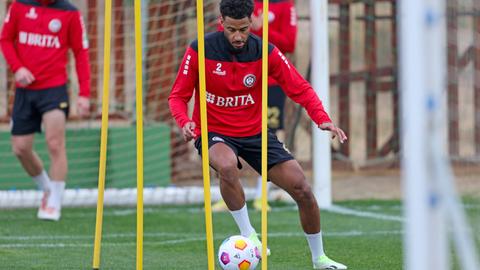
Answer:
[
  {"left": 0, "top": 230, "right": 402, "bottom": 249},
  {"left": 0, "top": 205, "right": 299, "bottom": 220},
  {"left": 327, "top": 205, "right": 404, "bottom": 222},
  {"left": 0, "top": 232, "right": 192, "bottom": 241},
  {"left": 1, "top": 203, "right": 477, "bottom": 221}
]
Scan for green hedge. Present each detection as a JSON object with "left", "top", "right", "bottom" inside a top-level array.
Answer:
[{"left": 0, "top": 124, "right": 171, "bottom": 190}]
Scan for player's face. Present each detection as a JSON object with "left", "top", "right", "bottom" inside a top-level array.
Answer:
[{"left": 221, "top": 16, "right": 252, "bottom": 50}]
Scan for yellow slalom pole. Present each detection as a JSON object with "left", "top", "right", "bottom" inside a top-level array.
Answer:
[
  {"left": 92, "top": 0, "right": 112, "bottom": 269},
  {"left": 261, "top": 0, "right": 270, "bottom": 268},
  {"left": 134, "top": 1, "right": 144, "bottom": 270},
  {"left": 196, "top": 0, "right": 215, "bottom": 269}
]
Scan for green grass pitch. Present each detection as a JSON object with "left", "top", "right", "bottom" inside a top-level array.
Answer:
[{"left": 0, "top": 200, "right": 478, "bottom": 269}]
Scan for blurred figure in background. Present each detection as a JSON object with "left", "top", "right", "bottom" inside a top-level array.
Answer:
[{"left": 0, "top": 0, "right": 91, "bottom": 221}]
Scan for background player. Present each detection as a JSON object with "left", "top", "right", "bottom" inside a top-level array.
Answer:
[
  {"left": 0, "top": 0, "right": 91, "bottom": 221},
  {"left": 169, "top": 0, "right": 347, "bottom": 268}
]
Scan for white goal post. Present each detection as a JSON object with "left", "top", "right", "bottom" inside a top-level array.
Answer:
[
  {"left": 311, "top": 0, "right": 332, "bottom": 208},
  {"left": 399, "top": 0, "right": 480, "bottom": 270}
]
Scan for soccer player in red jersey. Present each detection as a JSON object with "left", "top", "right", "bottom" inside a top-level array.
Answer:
[
  {"left": 169, "top": 0, "right": 347, "bottom": 268},
  {"left": 214, "top": 0, "right": 298, "bottom": 212},
  {"left": 0, "top": 0, "right": 91, "bottom": 221}
]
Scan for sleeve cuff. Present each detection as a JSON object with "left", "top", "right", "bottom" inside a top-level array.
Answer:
[{"left": 11, "top": 64, "right": 22, "bottom": 73}]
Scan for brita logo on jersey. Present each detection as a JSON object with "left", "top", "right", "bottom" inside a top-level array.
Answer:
[
  {"left": 19, "top": 31, "right": 61, "bottom": 48},
  {"left": 206, "top": 91, "right": 255, "bottom": 107}
]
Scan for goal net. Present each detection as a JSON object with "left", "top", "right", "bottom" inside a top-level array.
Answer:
[
  {"left": 0, "top": 0, "right": 478, "bottom": 212},
  {"left": 0, "top": 0, "right": 226, "bottom": 207}
]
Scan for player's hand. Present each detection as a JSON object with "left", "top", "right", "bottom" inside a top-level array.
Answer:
[
  {"left": 182, "top": 121, "right": 196, "bottom": 142},
  {"left": 77, "top": 96, "right": 90, "bottom": 117},
  {"left": 15, "top": 67, "right": 35, "bottom": 87},
  {"left": 318, "top": 122, "right": 348, "bottom": 144},
  {"left": 251, "top": 13, "right": 263, "bottom": 31}
]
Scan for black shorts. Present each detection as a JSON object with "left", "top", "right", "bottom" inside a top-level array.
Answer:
[
  {"left": 267, "top": 85, "right": 286, "bottom": 132},
  {"left": 194, "top": 131, "right": 294, "bottom": 175},
  {"left": 11, "top": 85, "right": 69, "bottom": 135}
]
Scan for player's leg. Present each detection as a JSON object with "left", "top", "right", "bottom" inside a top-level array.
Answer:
[
  {"left": 37, "top": 109, "right": 67, "bottom": 221},
  {"left": 269, "top": 160, "right": 320, "bottom": 232},
  {"left": 43, "top": 109, "right": 67, "bottom": 180},
  {"left": 10, "top": 88, "right": 52, "bottom": 210},
  {"left": 268, "top": 161, "right": 347, "bottom": 269},
  {"left": 11, "top": 134, "right": 50, "bottom": 190},
  {"left": 208, "top": 141, "right": 255, "bottom": 234},
  {"left": 209, "top": 143, "right": 258, "bottom": 237},
  {"left": 209, "top": 142, "right": 268, "bottom": 254},
  {"left": 207, "top": 140, "right": 266, "bottom": 254},
  {"left": 36, "top": 85, "right": 69, "bottom": 221},
  {"left": 11, "top": 134, "right": 43, "bottom": 177},
  {"left": 209, "top": 142, "right": 244, "bottom": 210}
]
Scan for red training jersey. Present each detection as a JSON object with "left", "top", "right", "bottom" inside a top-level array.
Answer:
[
  {"left": 217, "top": 0, "right": 297, "bottom": 54},
  {"left": 251, "top": 0, "right": 297, "bottom": 54},
  {"left": 168, "top": 32, "right": 331, "bottom": 138},
  {"left": 217, "top": 0, "right": 298, "bottom": 86},
  {"left": 0, "top": 0, "right": 90, "bottom": 97}
]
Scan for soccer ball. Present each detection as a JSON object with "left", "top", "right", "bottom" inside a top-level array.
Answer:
[{"left": 218, "top": 235, "right": 261, "bottom": 270}]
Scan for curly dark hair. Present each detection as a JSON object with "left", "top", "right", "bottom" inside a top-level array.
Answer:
[{"left": 220, "top": 0, "right": 254, "bottom": 19}]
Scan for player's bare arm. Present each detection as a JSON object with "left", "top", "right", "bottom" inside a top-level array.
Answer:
[{"left": 318, "top": 122, "right": 348, "bottom": 144}]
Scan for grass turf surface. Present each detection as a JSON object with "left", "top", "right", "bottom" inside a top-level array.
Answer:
[{"left": 0, "top": 200, "right": 478, "bottom": 269}]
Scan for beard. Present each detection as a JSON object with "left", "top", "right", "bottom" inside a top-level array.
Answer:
[
  {"left": 222, "top": 32, "right": 248, "bottom": 54},
  {"left": 229, "top": 39, "right": 247, "bottom": 54}
]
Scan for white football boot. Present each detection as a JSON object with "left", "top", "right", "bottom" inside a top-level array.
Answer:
[
  {"left": 37, "top": 181, "right": 64, "bottom": 221},
  {"left": 313, "top": 255, "right": 347, "bottom": 269},
  {"left": 248, "top": 233, "right": 271, "bottom": 257}
]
